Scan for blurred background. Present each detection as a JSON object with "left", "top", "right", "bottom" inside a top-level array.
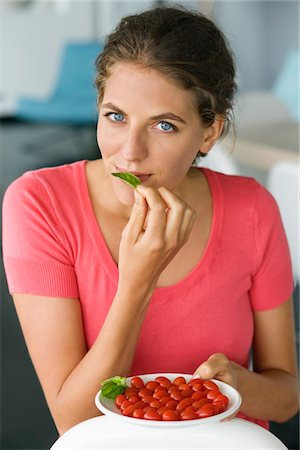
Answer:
[{"left": 0, "top": 1, "right": 299, "bottom": 449}]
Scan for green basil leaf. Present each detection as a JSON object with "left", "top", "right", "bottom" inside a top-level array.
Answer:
[
  {"left": 100, "top": 376, "right": 128, "bottom": 399},
  {"left": 111, "top": 172, "right": 141, "bottom": 188}
]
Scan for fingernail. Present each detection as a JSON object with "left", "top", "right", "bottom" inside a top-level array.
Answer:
[{"left": 136, "top": 184, "right": 145, "bottom": 192}]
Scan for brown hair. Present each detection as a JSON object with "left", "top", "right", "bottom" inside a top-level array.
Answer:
[{"left": 95, "top": 5, "right": 237, "bottom": 153}]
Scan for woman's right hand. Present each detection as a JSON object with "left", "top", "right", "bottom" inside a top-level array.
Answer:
[{"left": 117, "top": 185, "right": 196, "bottom": 294}]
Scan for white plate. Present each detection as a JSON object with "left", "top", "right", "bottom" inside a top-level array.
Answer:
[{"left": 95, "top": 373, "right": 242, "bottom": 428}]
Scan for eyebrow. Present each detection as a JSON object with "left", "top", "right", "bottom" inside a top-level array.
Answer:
[{"left": 101, "top": 102, "right": 187, "bottom": 124}]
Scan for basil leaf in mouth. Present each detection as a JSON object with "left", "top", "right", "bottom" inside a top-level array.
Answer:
[{"left": 111, "top": 172, "right": 142, "bottom": 188}]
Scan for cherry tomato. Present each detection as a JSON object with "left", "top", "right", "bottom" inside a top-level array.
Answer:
[
  {"left": 173, "top": 376, "right": 186, "bottom": 386},
  {"left": 181, "top": 388, "right": 193, "bottom": 398},
  {"left": 162, "top": 409, "right": 180, "bottom": 421},
  {"left": 134, "top": 400, "right": 147, "bottom": 409},
  {"left": 212, "top": 399, "right": 226, "bottom": 413},
  {"left": 143, "top": 395, "right": 155, "bottom": 404},
  {"left": 177, "top": 398, "right": 193, "bottom": 412},
  {"left": 191, "top": 391, "right": 204, "bottom": 401},
  {"left": 157, "top": 405, "right": 170, "bottom": 415},
  {"left": 189, "top": 378, "right": 203, "bottom": 386},
  {"left": 192, "top": 398, "right": 210, "bottom": 409},
  {"left": 170, "top": 390, "right": 183, "bottom": 401},
  {"left": 153, "top": 390, "right": 168, "bottom": 400},
  {"left": 128, "top": 395, "right": 140, "bottom": 404},
  {"left": 120, "top": 400, "right": 131, "bottom": 410},
  {"left": 216, "top": 394, "right": 229, "bottom": 407},
  {"left": 132, "top": 408, "right": 144, "bottom": 419},
  {"left": 144, "top": 409, "right": 162, "bottom": 420},
  {"left": 125, "top": 387, "right": 138, "bottom": 396},
  {"left": 181, "top": 409, "right": 198, "bottom": 420},
  {"left": 165, "top": 400, "right": 178, "bottom": 409},
  {"left": 159, "top": 396, "right": 172, "bottom": 405},
  {"left": 131, "top": 376, "right": 145, "bottom": 389},
  {"left": 178, "top": 383, "right": 190, "bottom": 391},
  {"left": 155, "top": 376, "right": 172, "bottom": 388},
  {"left": 197, "top": 403, "right": 215, "bottom": 418},
  {"left": 122, "top": 404, "right": 136, "bottom": 416},
  {"left": 203, "top": 380, "right": 218, "bottom": 390},
  {"left": 150, "top": 399, "right": 161, "bottom": 409},
  {"left": 206, "top": 389, "right": 221, "bottom": 401},
  {"left": 138, "top": 388, "right": 153, "bottom": 398},
  {"left": 168, "top": 386, "right": 179, "bottom": 394},
  {"left": 192, "top": 383, "right": 203, "bottom": 392},
  {"left": 115, "top": 394, "right": 126, "bottom": 408},
  {"left": 146, "top": 381, "right": 160, "bottom": 391}
]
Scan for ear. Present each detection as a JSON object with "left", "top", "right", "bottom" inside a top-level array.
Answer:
[{"left": 199, "top": 116, "right": 225, "bottom": 155}]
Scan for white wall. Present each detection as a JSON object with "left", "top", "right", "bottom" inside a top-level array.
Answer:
[{"left": 0, "top": 0, "right": 297, "bottom": 103}]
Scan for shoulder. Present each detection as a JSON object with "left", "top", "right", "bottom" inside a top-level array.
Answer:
[
  {"left": 204, "top": 169, "right": 277, "bottom": 212},
  {"left": 4, "top": 160, "right": 87, "bottom": 204}
]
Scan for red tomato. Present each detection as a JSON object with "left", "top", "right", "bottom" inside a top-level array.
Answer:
[
  {"left": 216, "top": 394, "right": 229, "bottom": 407},
  {"left": 212, "top": 399, "right": 226, "bottom": 413},
  {"left": 189, "top": 378, "right": 203, "bottom": 386},
  {"left": 122, "top": 404, "right": 136, "bottom": 416},
  {"left": 144, "top": 409, "right": 162, "bottom": 421},
  {"left": 132, "top": 408, "right": 144, "bottom": 419},
  {"left": 138, "top": 388, "right": 153, "bottom": 398},
  {"left": 134, "top": 400, "right": 147, "bottom": 409},
  {"left": 181, "top": 409, "right": 198, "bottom": 420},
  {"left": 177, "top": 398, "right": 193, "bottom": 412},
  {"left": 143, "top": 395, "right": 155, "bottom": 404},
  {"left": 120, "top": 400, "right": 131, "bottom": 410},
  {"left": 155, "top": 376, "right": 172, "bottom": 388},
  {"left": 131, "top": 376, "right": 145, "bottom": 389},
  {"left": 150, "top": 399, "right": 161, "bottom": 409},
  {"left": 159, "top": 396, "right": 172, "bottom": 405},
  {"left": 173, "top": 376, "right": 186, "bottom": 386},
  {"left": 206, "top": 389, "right": 221, "bottom": 401},
  {"left": 157, "top": 406, "right": 170, "bottom": 416},
  {"left": 170, "top": 390, "right": 183, "bottom": 401},
  {"left": 181, "top": 388, "right": 193, "bottom": 398},
  {"left": 115, "top": 394, "right": 126, "bottom": 408},
  {"left": 146, "top": 381, "right": 160, "bottom": 391},
  {"left": 192, "top": 383, "right": 203, "bottom": 392},
  {"left": 178, "top": 383, "right": 190, "bottom": 391},
  {"left": 153, "top": 389, "right": 168, "bottom": 400},
  {"left": 165, "top": 400, "right": 178, "bottom": 409},
  {"left": 162, "top": 409, "right": 180, "bottom": 421},
  {"left": 191, "top": 391, "right": 204, "bottom": 401},
  {"left": 168, "top": 386, "right": 179, "bottom": 394},
  {"left": 125, "top": 387, "right": 138, "bottom": 396},
  {"left": 192, "top": 398, "right": 211, "bottom": 409},
  {"left": 128, "top": 395, "right": 140, "bottom": 404},
  {"left": 203, "top": 380, "right": 218, "bottom": 390},
  {"left": 197, "top": 403, "right": 215, "bottom": 418}
]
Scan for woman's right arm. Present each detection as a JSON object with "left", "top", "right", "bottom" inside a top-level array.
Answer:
[{"left": 12, "top": 186, "right": 196, "bottom": 434}]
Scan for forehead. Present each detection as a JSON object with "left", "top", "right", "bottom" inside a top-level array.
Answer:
[{"left": 102, "top": 62, "right": 198, "bottom": 115}]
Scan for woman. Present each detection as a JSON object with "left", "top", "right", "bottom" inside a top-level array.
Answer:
[{"left": 2, "top": 6, "right": 298, "bottom": 434}]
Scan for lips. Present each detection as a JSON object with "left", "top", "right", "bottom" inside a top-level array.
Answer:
[{"left": 115, "top": 166, "right": 152, "bottom": 183}]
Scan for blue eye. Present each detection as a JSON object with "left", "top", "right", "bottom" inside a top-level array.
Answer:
[
  {"left": 158, "top": 121, "right": 174, "bottom": 132},
  {"left": 111, "top": 113, "right": 124, "bottom": 122}
]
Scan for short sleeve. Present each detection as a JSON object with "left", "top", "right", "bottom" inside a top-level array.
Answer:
[
  {"left": 2, "top": 172, "right": 79, "bottom": 298},
  {"left": 250, "top": 185, "right": 294, "bottom": 311}
]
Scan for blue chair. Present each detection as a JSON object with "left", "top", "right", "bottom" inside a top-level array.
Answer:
[{"left": 16, "top": 41, "right": 102, "bottom": 124}]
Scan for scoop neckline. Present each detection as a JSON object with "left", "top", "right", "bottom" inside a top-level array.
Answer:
[{"left": 79, "top": 160, "right": 224, "bottom": 294}]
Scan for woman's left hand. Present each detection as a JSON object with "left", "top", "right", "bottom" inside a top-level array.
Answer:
[{"left": 193, "top": 353, "right": 239, "bottom": 390}]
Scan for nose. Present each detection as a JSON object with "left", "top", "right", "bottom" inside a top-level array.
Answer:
[{"left": 121, "top": 127, "right": 148, "bottom": 161}]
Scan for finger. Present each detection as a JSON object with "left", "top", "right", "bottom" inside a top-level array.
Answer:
[
  {"left": 193, "top": 353, "right": 230, "bottom": 380},
  {"left": 123, "top": 189, "right": 148, "bottom": 242},
  {"left": 135, "top": 185, "right": 167, "bottom": 239},
  {"left": 178, "top": 208, "right": 197, "bottom": 246},
  {"left": 157, "top": 187, "right": 187, "bottom": 243}
]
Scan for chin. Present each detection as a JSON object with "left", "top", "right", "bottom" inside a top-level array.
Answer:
[{"left": 114, "top": 184, "right": 135, "bottom": 206}]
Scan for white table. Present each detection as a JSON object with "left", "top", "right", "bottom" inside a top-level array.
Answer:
[{"left": 50, "top": 416, "right": 287, "bottom": 449}]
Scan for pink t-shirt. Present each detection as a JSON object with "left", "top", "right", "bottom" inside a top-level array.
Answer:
[{"left": 2, "top": 160, "right": 294, "bottom": 429}]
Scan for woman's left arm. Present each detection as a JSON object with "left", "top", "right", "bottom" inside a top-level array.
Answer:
[{"left": 194, "top": 298, "right": 299, "bottom": 422}]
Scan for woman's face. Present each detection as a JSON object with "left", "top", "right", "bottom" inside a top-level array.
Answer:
[{"left": 97, "top": 62, "right": 209, "bottom": 205}]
